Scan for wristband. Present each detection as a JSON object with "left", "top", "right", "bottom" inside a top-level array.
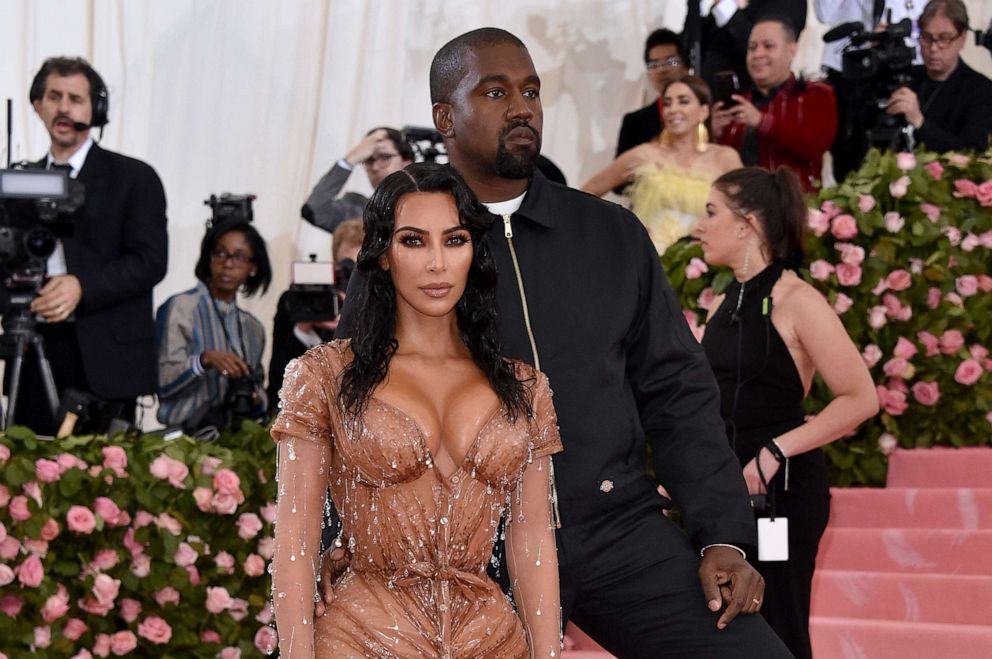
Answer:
[{"left": 700, "top": 543, "right": 746, "bottom": 560}]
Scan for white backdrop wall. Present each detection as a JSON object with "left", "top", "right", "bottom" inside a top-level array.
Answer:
[{"left": 2, "top": 0, "right": 991, "bottom": 425}]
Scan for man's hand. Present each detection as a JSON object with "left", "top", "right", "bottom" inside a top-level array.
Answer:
[
  {"left": 313, "top": 539, "right": 350, "bottom": 618},
  {"left": 710, "top": 101, "right": 736, "bottom": 137},
  {"left": 742, "top": 447, "right": 781, "bottom": 495},
  {"left": 344, "top": 128, "right": 389, "bottom": 167},
  {"left": 699, "top": 545, "right": 765, "bottom": 629},
  {"left": 886, "top": 87, "right": 924, "bottom": 129},
  {"left": 200, "top": 350, "right": 250, "bottom": 378},
  {"left": 30, "top": 275, "right": 82, "bottom": 322}
]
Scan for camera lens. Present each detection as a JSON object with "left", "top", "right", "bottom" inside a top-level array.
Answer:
[{"left": 24, "top": 227, "right": 56, "bottom": 259}]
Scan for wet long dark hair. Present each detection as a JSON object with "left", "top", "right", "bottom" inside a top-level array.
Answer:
[
  {"left": 339, "top": 162, "right": 531, "bottom": 421},
  {"left": 712, "top": 166, "right": 807, "bottom": 266}
]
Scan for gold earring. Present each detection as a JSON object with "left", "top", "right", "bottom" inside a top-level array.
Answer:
[{"left": 696, "top": 123, "right": 709, "bottom": 152}]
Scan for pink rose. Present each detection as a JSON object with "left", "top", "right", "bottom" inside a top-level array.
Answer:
[
  {"left": 885, "top": 269, "right": 912, "bottom": 291},
  {"left": 882, "top": 294, "right": 912, "bottom": 321},
  {"left": 893, "top": 337, "right": 918, "bottom": 359},
  {"left": 39, "top": 518, "right": 60, "bottom": 542},
  {"left": 218, "top": 648, "right": 241, "bottom": 659},
  {"left": 833, "top": 293, "right": 853, "bottom": 314},
  {"left": 123, "top": 528, "right": 144, "bottom": 558},
  {"left": 155, "top": 513, "right": 183, "bottom": 535},
  {"left": 862, "top": 344, "right": 883, "bottom": 368},
  {"left": 212, "top": 492, "right": 241, "bottom": 515},
  {"left": 237, "top": 513, "right": 263, "bottom": 540},
  {"left": 254, "top": 626, "right": 277, "bottom": 654},
  {"left": 961, "top": 233, "right": 980, "bottom": 252},
  {"left": 948, "top": 154, "right": 971, "bottom": 167},
  {"left": 90, "top": 549, "right": 119, "bottom": 572},
  {"left": 956, "top": 275, "right": 978, "bottom": 297},
  {"left": 883, "top": 211, "right": 905, "bottom": 232},
  {"left": 66, "top": 505, "right": 96, "bottom": 534},
  {"left": 927, "top": 287, "right": 942, "bottom": 309},
  {"left": 981, "top": 230, "right": 992, "bottom": 248},
  {"left": 173, "top": 542, "right": 198, "bottom": 567},
  {"left": 118, "top": 597, "right": 142, "bottom": 623},
  {"left": 24, "top": 538, "right": 48, "bottom": 556},
  {"left": 186, "top": 564, "right": 201, "bottom": 586},
  {"left": 877, "top": 385, "right": 908, "bottom": 416},
  {"left": 193, "top": 487, "right": 213, "bottom": 512},
  {"left": 0, "top": 564, "right": 13, "bottom": 586},
  {"left": 228, "top": 598, "right": 249, "bottom": 621},
  {"left": 213, "top": 469, "right": 242, "bottom": 496},
  {"left": 808, "top": 208, "right": 830, "bottom": 236},
  {"left": 78, "top": 596, "right": 113, "bottom": 617},
  {"left": 954, "top": 359, "right": 983, "bottom": 386},
  {"left": 256, "top": 604, "right": 274, "bottom": 625},
  {"left": 883, "top": 357, "right": 914, "bottom": 380},
  {"left": 10, "top": 495, "right": 31, "bottom": 521},
  {"left": 131, "top": 554, "right": 151, "bottom": 577},
  {"left": 895, "top": 152, "right": 916, "bottom": 171},
  {"left": 0, "top": 536, "right": 20, "bottom": 561},
  {"left": 917, "top": 331, "right": 940, "bottom": 357},
  {"left": 685, "top": 257, "right": 709, "bottom": 280},
  {"left": 836, "top": 263, "right": 862, "bottom": 286},
  {"left": 697, "top": 287, "right": 716, "bottom": 310},
  {"left": 200, "top": 456, "right": 223, "bottom": 475},
  {"left": 857, "top": 194, "right": 876, "bottom": 213},
  {"left": 683, "top": 309, "right": 703, "bottom": 343},
  {"left": 138, "top": 615, "right": 173, "bottom": 644},
  {"left": 35, "top": 459, "right": 61, "bottom": 483},
  {"left": 134, "top": 510, "right": 154, "bottom": 528},
  {"left": 953, "top": 179, "right": 978, "bottom": 199},
  {"left": 92, "top": 574, "right": 121, "bottom": 607},
  {"left": 101, "top": 447, "right": 128, "bottom": 478},
  {"left": 93, "top": 634, "right": 111, "bottom": 657},
  {"left": 889, "top": 176, "right": 910, "bottom": 198},
  {"left": 244, "top": 553, "right": 266, "bottom": 577},
  {"left": 0, "top": 520, "right": 5, "bottom": 544},
  {"left": 0, "top": 483, "right": 9, "bottom": 507},
  {"left": 0, "top": 444, "right": 9, "bottom": 464},
  {"left": 41, "top": 585, "right": 70, "bottom": 622},
  {"left": 943, "top": 226, "right": 962, "bottom": 246},
  {"left": 868, "top": 305, "right": 888, "bottom": 329},
  {"left": 72, "top": 646, "right": 94, "bottom": 658},
  {"left": 64, "top": 618, "right": 88, "bottom": 641},
  {"left": 154, "top": 586, "right": 181, "bottom": 607},
  {"left": 940, "top": 329, "right": 965, "bottom": 355},
  {"left": 831, "top": 214, "right": 859, "bottom": 239},
  {"left": 809, "top": 259, "right": 834, "bottom": 281},
  {"left": 23, "top": 481, "right": 42, "bottom": 506},
  {"left": 93, "top": 497, "right": 124, "bottom": 526},
  {"left": 923, "top": 160, "right": 944, "bottom": 179},
  {"left": 206, "top": 586, "right": 233, "bottom": 614},
  {"left": 214, "top": 551, "right": 236, "bottom": 574},
  {"left": 912, "top": 381, "right": 940, "bottom": 406},
  {"left": 945, "top": 291, "right": 963, "bottom": 306},
  {"left": 257, "top": 537, "right": 275, "bottom": 560},
  {"left": 17, "top": 553, "right": 44, "bottom": 588},
  {"left": 201, "top": 630, "right": 222, "bottom": 643},
  {"left": 34, "top": 626, "right": 51, "bottom": 649},
  {"left": 109, "top": 631, "right": 137, "bottom": 656},
  {"left": 56, "top": 453, "right": 87, "bottom": 473},
  {"left": 0, "top": 594, "right": 23, "bottom": 617},
  {"left": 821, "top": 200, "right": 842, "bottom": 219},
  {"left": 149, "top": 454, "right": 189, "bottom": 489},
  {"left": 260, "top": 502, "right": 277, "bottom": 525},
  {"left": 971, "top": 345, "right": 990, "bottom": 361},
  {"left": 878, "top": 432, "right": 898, "bottom": 456}
]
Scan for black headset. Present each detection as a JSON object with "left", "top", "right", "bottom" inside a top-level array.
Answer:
[{"left": 29, "top": 57, "right": 109, "bottom": 129}]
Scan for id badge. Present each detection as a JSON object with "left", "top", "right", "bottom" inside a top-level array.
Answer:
[{"left": 757, "top": 517, "right": 789, "bottom": 562}]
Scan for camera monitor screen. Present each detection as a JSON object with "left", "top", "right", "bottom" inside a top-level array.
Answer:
[{"left": 0, "top": 170, "right": 68, "bottom": 199}]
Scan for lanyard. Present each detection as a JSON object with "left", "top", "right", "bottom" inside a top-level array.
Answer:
[{"left": 209, "top": 295, "right": 249, "bottom": 363}]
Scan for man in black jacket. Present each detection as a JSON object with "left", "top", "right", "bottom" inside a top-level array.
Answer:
[
  {"left": 7, "top": 57, "right": 167, "bottom": 433},
  {"left": 886, "top": 0, "right": 992, "bottom": 153},
  {"left": 336, "top": 28, "right": 791, "bottom": 658}
]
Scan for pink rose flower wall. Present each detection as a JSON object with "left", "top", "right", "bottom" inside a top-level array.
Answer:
[
  {"left": 0, "top": 426, "right": 278, "bottom": 657},
  {"left": 663, "top": 147, "right": 991, "bottom": 486}
]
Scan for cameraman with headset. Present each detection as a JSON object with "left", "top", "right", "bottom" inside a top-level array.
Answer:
[
  {"left": 885, "top": 0, "right": 992, "bottom": 153},
  {"left": 4, "top": 57, "right": 168, "bottom": 434},
  {"left": 155, "top": 218, "right": 271, "bottom": 434}
]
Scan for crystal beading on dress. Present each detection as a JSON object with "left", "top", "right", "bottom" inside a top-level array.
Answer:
[{"left": 270, "top": 341, "right": 562, "bottom": 657}]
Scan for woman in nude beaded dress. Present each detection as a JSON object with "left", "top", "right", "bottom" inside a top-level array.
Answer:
[{"left": 271, "top": 162, "right": 563, "bottom": 658}]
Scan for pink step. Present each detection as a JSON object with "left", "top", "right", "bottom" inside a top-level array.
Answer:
[
  {"left": 811, "top": 570, "right": 992, "bottom": 625},
  {"left": 564, "top": 624, "right": 613, "bottom": 655},
  {"left": 810, "top": 616, "right": 992, "bottom": 659},
  {"left": 887, "top": 447, "right": 992, "bottom": 489},
  {"left": 816, "top": 528, "right": 992, "bottom": 574},
  {"left": 829, "top": 487, "right": 992, "bottom": 529}
]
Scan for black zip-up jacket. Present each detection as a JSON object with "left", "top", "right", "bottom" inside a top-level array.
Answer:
[{"left": 338, "top": 171, "right": 757, "bottom": 551}]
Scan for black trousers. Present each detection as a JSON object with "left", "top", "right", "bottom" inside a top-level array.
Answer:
[
  {"left": 557, "top": 478, "right": 794, "bottom": 659},
  {"left": 4, "top": 322, "right": 135, "bottom": 435}
]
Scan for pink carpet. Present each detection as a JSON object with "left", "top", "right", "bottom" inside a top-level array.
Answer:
[{"left": 564, "top": 447, "right": 992, "bottom": 658}]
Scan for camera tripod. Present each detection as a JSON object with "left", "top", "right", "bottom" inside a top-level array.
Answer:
[{"left": 0, "top": 307, "right": 59, "bottom": 431}]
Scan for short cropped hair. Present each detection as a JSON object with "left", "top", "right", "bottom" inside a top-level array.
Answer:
[
  {"left": 429, "top": 28, "right": 526, "bottom": 104},
  {"left": 752, "top": 16, "right": 799, "bottom": 43},
  {"left": 332, "top": 218, "right": 364, "bottom": 263},
  {"left": 369, "top": 127, "right": 415, "bottom": 163},
  {"left": 643, "top": 28, "right": 684, "bottom": 63}
]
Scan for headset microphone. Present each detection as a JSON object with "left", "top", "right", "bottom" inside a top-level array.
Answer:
[{"left": 72, "top": 121, "right": 91, "bottom": 131}]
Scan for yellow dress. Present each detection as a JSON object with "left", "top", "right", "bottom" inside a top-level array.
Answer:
[{"left": 628, "top": 165, "right": 714, "bottom": 253}]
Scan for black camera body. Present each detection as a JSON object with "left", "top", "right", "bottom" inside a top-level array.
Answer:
[
  {"left": 284, "top": 256, "right": 354, "bottom": 323},
  {"left": 204, "top": 193, "right": 255, "bottom": 226},
  {"left": 224, "top": 368, "right": 265, "bottom": 425}
]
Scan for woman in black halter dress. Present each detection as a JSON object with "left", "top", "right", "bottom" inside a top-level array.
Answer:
[{"left": 695, "top": 167, "right": 878, "bottom": 659}]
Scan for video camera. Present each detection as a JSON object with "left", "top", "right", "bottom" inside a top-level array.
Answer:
[
  {"left": 403, "top": 126, "right": 447, "bottom": 163},
  {"left": 283, "top": 254, "right": 354, "bottom": 323},
  {"left": 0, "top": 167, "right": 83, "bottom": 313},
  {"left": 205, "top": 193, "right": 255, "bottom": 227}
]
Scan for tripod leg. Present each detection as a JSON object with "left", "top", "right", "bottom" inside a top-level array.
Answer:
[
  {"left": 30, "top": 334, "right": 61, "bottom": 419},
  {"left": 4, "top": 334, "right": 30, "bottom": 430}
]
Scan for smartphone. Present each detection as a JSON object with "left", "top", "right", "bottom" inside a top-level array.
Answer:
[{"left": 713, "top": 71, "right": 741, "bottom": 108}]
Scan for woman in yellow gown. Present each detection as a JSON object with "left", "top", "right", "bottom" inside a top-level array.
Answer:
[{"left": 583, "top": 75, "right": 742, "bottom": 252}]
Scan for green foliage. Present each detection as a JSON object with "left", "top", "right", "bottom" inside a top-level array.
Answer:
[{"left": 663, "top": 148, "right": 992, "bottom": 486}]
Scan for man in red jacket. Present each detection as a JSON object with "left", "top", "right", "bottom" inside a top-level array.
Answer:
[{"left": 712, "top": 18, "right": 837, "bottom": 193}]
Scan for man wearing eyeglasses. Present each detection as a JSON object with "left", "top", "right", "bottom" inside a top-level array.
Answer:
[
  {"left": 614, "top": 29, "right": 689, "bottom": 159},
  {"left": 886, "top": 0, "right": 992, "bottom": 153},
  {"left": 301, "top": 127, "right": 414, "bottom": 234}
]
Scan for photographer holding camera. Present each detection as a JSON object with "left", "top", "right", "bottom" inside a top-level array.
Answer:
[
  {"left": 885, "top": 0, "right": 992, "bottom": 153},
  {"left": 4, "top": 57, "right": 168, "bottom": 434},
  {"left": 155, "top": 219, "right": 271, "bottom": 433}
]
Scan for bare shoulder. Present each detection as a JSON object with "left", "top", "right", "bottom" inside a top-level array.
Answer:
[
  {"left": 771, "top": 271, "right": 835, "bottom": 321},
  {"left": 709, "top": 144, "right": 743, "bottom": 172}
]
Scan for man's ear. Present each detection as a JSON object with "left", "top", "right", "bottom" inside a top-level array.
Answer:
[
  {"left": 32, "top": 99, "right": 42, "bottom": 115},
  {"left": 433, "top": 103, "right": 454, "bottom": 139}
]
